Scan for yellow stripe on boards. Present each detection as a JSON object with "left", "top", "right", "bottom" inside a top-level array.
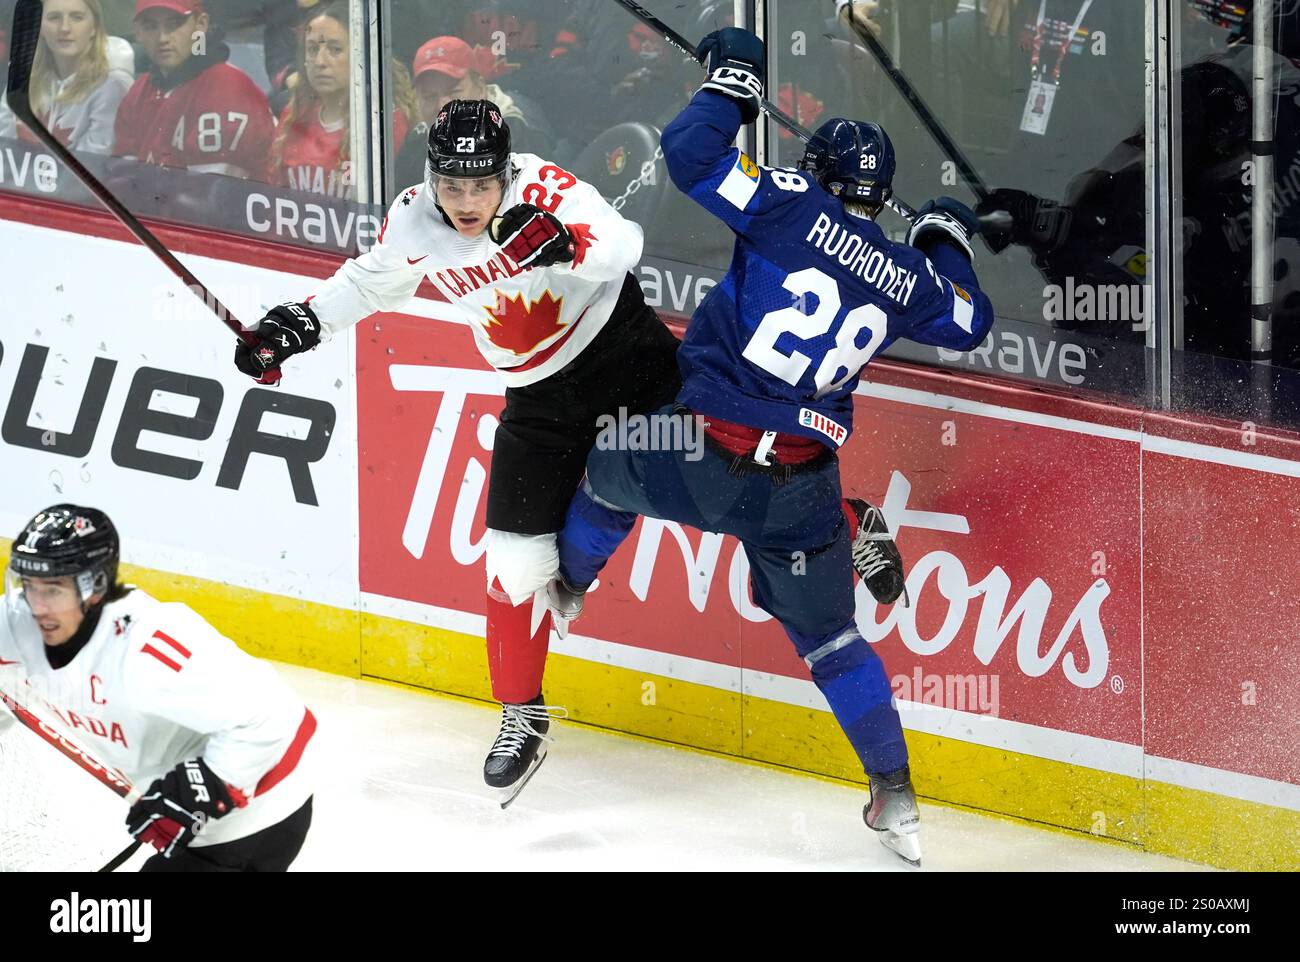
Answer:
[{"left": 2, "top": 538, "right": 1292, "bottom": 870}]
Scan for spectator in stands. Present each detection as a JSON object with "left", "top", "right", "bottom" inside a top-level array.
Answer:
[
  {"left": 0, "top": 0, "right": 133, "bottom": 152},
  {"left": 23, "top": 0, "right": 130, "bottom": 153},
  {"left": 411, "top": 36, "right": 511, "bottom": 121},
  {"left": 392, "top": 33, "right": 555, "bottom": 188},
  {"left": 273, "top": 0, "right": 417, "bottom": 199},
  {"left": 113, "top": 0, "right": 274, "bottom": 179}
]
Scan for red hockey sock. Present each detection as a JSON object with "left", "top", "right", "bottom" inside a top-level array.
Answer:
[{"left": 485, "top": 579, "right": 552, "bottom": 703}]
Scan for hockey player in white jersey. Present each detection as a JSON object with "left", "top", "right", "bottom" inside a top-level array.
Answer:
[
  {"left": 234, "top": 99, "right": 686, "bottom": 805},
  {"left": 1, "top": 505, "right": 316, "bottom": 871}
]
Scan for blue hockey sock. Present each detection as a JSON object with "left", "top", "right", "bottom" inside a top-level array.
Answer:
[
  {"left": 796, "top": 622, "right": 909, "bottom": 776},
  {"left": 557, "top": 478, "right": 639, "bottom": 588}
]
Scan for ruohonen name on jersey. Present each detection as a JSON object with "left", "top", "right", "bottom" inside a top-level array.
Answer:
[{"left": 805, "top": 211, "right": 919, "bottom": 306}]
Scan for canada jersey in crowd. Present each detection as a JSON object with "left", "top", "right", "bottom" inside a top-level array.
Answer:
[{"left": 113, "top": 61, "right": 275, "bottom": 179}]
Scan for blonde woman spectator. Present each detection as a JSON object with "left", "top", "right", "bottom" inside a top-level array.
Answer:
[
  {"left": 273, "top": 0, "right": 417, "bottom": 199},
  {"left": 0, "top": 0, "right": 129, "bottom": 153}
]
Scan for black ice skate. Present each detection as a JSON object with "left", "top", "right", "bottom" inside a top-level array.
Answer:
[
  {"left": 483, "top": 695, "right": 568, "bottom": 809},
  {"left": 847, "top": 498, "right": 909, "bottom": 607},
  {"left": 545, "top": 575, "right": 588, "bottom": 639},
  {"left": 864, "top": 766, "right": 922, "bottom": 866}
]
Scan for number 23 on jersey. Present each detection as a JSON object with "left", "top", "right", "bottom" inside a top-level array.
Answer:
[{"left": 522, "top": 164, "right": 576, "bottom": 213}]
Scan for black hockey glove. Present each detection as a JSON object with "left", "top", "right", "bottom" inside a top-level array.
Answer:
[
  {"left": 490, "top": 203, "right": 576, "bottom": 269},
  {"left": 233, "top": 301, "right": 322, "bottom": 379},
  {"left": 125, "top": 757, "right": 245, "bottom": 858},
  {"left": 975, "top": 187, "right": 1073, "bottom": 255},
  {"left": 697, "top": 27, "right": 765, "bottom": 123},
  {"left": 907, "top": 196, "right": 982, "bottom": 261}
]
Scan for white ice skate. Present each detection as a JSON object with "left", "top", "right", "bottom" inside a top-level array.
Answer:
[
  {"left": 545, "top": 576, "right": 588, "bottom": 640},
  {"left": 864, "top": 767, "right": 922, "bottom": 866}
]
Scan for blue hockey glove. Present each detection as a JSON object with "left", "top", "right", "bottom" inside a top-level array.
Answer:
[
  {"left": 907, "top": 196, "right": 981, "bottom": 260},
  {"left": 697, "top": 28, "right": 765, "bottom": 123}
]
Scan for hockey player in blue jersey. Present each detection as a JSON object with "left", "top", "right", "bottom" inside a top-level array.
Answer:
[{"left": 548, "top": 27, "right": 994, "bottom": 864}]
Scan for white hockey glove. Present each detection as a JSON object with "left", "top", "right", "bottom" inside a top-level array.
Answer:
[{"left": 906, "top": 196, "right": 981, "bottom": 261}]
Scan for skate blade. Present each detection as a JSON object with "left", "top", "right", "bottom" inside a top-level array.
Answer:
[
  {"left": 879, "top": 829, "right": 922, "bottom": 867},
  {"left": 496, "top": 745, "right": 548, "bottom": 810}
]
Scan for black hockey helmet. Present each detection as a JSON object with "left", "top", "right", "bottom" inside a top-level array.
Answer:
[
  {"left": 427, "top": 98, "right": 512, "bottom": 182},
  {"left": 7, "top": 504, "right": 120, "bottom": 606},
  {"left": 798, "top": 118, "right": 895, "bottom": 212}
]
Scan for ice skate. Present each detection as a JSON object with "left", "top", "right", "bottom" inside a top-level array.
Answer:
[
  {"left": 864, "top": 766, "right": 922, "bottom": 866},
  {"left": 483, "top": 695, "right": 568, "bottom": 809},
  {"left": 545, "top": 576, "right": 588, "bottom": 639},
  {"left": 847, "top": 498, "right": 909, "bottom": 607}
]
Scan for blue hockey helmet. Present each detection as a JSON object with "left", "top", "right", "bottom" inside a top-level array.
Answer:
[{"left": 798, "top": 118, "right": 895, "bottom": 210}]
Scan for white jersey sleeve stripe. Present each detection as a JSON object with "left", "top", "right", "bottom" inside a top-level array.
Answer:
[
  {"left": 948, "top": 279, "right": 975, "bottom": 334},
  {"left": 255, "top": 708, "right": 317, "bottom": 796},
  {"left": 717, "top": 150, "right": 761, "bottom": 211}
]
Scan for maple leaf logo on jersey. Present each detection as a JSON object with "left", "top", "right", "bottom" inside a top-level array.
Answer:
[
  {"left": 567, "top": 223, "right": 597, "bottom": 268},
  {"left": 483, "top": 290, "right": 566, "bottom": 355}
]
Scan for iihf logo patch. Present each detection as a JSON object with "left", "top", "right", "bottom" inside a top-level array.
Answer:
[
  {"left": 798, "top": 408, "right": 847, "bottom": 446},
  {"left": 72, "top": 516, "right": 96, "bottom": 537}
]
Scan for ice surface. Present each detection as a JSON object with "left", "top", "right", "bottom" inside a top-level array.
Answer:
[{"left": 272, "top": 664, "right": 1211, "bottom": 873}]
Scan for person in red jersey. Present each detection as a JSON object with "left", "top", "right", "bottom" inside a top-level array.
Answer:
[
  {"left": 273, "top": 0, "right": 416, "bottom": 199},
  {"left": 112, "top": 0, "right": 274, "bottom": 179}
]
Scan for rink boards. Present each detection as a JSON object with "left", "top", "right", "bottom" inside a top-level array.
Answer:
[{"left": 0, "top": 197, "right": 1296, "bottom": 871}]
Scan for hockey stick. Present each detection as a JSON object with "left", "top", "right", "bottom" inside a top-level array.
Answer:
[
  {"left": 608, "top": 0, "right": 1012, "bottom": 230},
  {"left": 609, "top": 0, "right": 814, "bottom": 142},
  {"left": 837, "top": 10, "right": 990, "bottom": 203},
  {"left": 4, "top": 0, "right": 281, "bottom": 385},
  {"left": 0, "top": 685, "right": 144, "bottom": 871},
  {"left": 610, "top": 0, "right": 912, "bottom": 222}
]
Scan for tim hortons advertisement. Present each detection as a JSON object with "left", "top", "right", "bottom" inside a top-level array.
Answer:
[
  {"left": 0, "top": 219, "right": 358, "bottom": 604},
  {"left": 356, "top": 307, "right": 1144, "bottom": 749}
]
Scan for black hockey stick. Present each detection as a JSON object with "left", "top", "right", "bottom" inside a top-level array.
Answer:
[
  {"left": 608, "top": 0, "right": 813, "bottom": 142},
  {"left": 0, "top": 686, "right": 143, "bottom": 871},
  {"left": 4, "top": 0, "right": 281, "bottom": 385},
  {"left": 610, "top": 0, "right": 914, "bottom": 223},
  {"left": 608, "top": 0, "right": 1014, "bottom": 231},
  {"left": 837, "top": 9, "right": 990, "bottom": 202}
]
